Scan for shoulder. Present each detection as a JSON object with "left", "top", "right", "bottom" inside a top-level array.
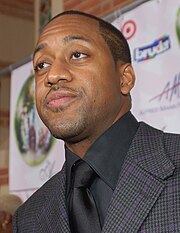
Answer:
[
  {"left": 139, "top": 122, "right": 180, "bottom": 159},
  {"left": 163, "top": 131, "right": 180, "bottom": 163},
  {"left": 20, "top": 165, "right": 65, "bottom": 212},
  {"left": 139, "top": 121, "right": 180, "bottom": 140},
  {"left": 13, "top": 165, "right": 66, "bottom": 230}
]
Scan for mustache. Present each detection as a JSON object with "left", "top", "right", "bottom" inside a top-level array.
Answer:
[
  {"left": 51, "top": 84, "right": 63, "bottom": 91},
  {"left": 44, "top": 84, "right": 83, "bottom": 101},
  {"left": 50, "top": 84, "right": 76, "bottom": 92}
]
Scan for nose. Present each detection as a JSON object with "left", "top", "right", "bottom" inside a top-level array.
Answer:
[{"left": 45, "top": 60, "right": 72, "bottom": 87}]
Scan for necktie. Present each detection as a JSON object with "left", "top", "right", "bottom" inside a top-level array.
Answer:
[{"left": 68, "top": 160, "right": 101, "bottom": 233}]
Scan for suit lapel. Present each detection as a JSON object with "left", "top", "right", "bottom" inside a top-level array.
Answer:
[
  {"left": 102, "top": 123, "right": 175, "bottom": 233},
  {"left": 37, "top": 164, "right": 71, "bottom": 233}
]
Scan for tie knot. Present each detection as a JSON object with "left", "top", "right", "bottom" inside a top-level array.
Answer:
[{"left": 72, "top": 161, "right": 96, "bottom": 188}]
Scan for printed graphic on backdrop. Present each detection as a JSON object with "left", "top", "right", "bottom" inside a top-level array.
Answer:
[
  {"left": 9, "top": 62, "right": 65, "bottom": 202},
  {"left": 14, "top": 73, "right": 55, "bottom": 166},
  {"left": 133, "top": 35, "right": 171, "bottom": 62},
  {"left": 176, "top": 6, "right": 180, "bottom": 45},
  {"left": 10, "top": 0, "right": 180, "bottom": 202},
  {"left": 121, "top": 20, "right": 136, "bottom": 40},
  {"left": 109, "top": 0, "right": 180, "bottom": 133}
]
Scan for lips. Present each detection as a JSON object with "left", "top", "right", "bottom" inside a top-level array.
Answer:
[{"left": 45, "top": 89, "right": 78, "bottom": 108}]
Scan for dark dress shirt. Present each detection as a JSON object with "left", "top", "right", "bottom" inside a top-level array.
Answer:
[{"left": 65, "top": 111, "right": 139, "bottom": 226}]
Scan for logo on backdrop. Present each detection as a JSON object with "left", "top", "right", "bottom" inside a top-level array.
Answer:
[
  {"left": 140, "top": 72, "right": 180, "bottom": 116},
  {"left": 14, "top": 73, "right": 55, "bottom": 166},
  {"left": 134, "top": 35, "right": 171, "bottom": 62},
  {"left": 121, "top": 20, "right": 136, "bottom": 40},
  {"left": 150, "top": 73, "right": 180, "bottom": 103},
  {"left": 176, "top": 6, "right": 180, "bottom": 45}
]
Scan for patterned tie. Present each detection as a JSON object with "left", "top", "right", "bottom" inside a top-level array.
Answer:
[{"left": 68, "top": 160, "right": 101, "bottom": 233}]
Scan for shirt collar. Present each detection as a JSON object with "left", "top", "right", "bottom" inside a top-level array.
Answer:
[{"left": 65, "top": 111, "right": 139, "bottom": 192}]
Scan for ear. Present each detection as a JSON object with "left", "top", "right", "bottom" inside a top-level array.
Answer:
[{"left": 118, "top": 63, "right": 135, "bottom": 95}]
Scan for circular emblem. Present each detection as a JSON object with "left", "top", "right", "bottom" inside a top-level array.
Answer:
[
  {"left": 121, "top": 20, "right": 136, "bottom": 40},
  {"left": 14, "top": 74, "right": 55, "bottom": 166},
  {"left": 176, "top": 7, "right": 180, "bottom": 44}
]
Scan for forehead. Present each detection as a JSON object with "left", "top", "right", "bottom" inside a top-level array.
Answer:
[{"left": 37, "top": 14, "right": 103, "bottom": 44}]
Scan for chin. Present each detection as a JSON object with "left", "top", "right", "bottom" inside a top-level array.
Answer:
[
  {"left": 48, "top": 121, "right": 87, "bottom": 143},
  {"left": 41, "top": 107, "right": 88, "bottom": 142}
]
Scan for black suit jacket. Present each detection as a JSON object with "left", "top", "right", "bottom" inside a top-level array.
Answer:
[{"left": 13, "top": 123, "right": 180, "bottom": 232}]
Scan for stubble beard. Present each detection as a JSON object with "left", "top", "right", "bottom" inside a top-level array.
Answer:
[{"left": 39, "top": 104, "right": 88, "bottom": 144}]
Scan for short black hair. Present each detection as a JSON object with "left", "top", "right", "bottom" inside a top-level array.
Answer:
[{"left": 48, "top": 10, "right": 131, "bottom": 64}]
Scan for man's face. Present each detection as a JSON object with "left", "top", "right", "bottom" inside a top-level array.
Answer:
[{"left": 33, "top": 14, "right": 128, "bottom": 147}]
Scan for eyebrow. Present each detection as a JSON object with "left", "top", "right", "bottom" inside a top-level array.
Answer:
[
  {"left": 33, "top": 43, "right": 47, "bottom": 59},
  {"left": 33, "top": 35, "right": 91, "bottom": 58},
  {"left": 63, "top": 35, "right": 91, "bottom": 44}
]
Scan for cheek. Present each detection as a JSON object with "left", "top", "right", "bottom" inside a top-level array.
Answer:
[
  {"left": 35, "top": 82, "right": 45, "bottom": 110},
  {"left": 81, "top": 68, "right": 117, "bottom": 106}
]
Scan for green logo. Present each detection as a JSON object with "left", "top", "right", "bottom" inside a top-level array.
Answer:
[
  {"left": 176, "top": 6, "right": 180, "bottom": 45},
  {"left": 14, "top": 74, "right": 55, "bottom": 166}
]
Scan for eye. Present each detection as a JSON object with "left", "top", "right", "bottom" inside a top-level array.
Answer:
[
  {"left": 34, "top": 62, "right": 50, "bottom": 72},
  {"left": 71, "top": 52, "right": 87, "bottom": 60}
]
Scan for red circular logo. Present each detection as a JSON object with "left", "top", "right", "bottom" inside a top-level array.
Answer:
[{"left": 121, "top": 20, "right": 136, "bottom": 40}]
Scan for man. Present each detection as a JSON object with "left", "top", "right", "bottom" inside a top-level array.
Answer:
[
  {"left": 0, "top": 211, "right": 12, "bottom": 233},
  {"left": 0, "top": 194, "right": 22, "bottom": 233},
  {"left": 13, "top": 10, "right": 180, "bottom": 233}
]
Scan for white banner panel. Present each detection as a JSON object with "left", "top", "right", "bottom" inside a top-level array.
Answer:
[
  {"left": 9, "top": 0, "right": 180, "bottom": 201},
  {"left": 9, "top": 62, "right": 65, "bottom": 201},
  {"left": 111, "top": 0, "right": 180, "bottom": 133}
]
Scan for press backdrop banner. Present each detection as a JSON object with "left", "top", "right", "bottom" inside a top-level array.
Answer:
[
  {"left": 110, "top": 0, "right": 180, "bottom": 133},
  {"left": 9, "top": 62, "right": 65, "bottom": 201},
  {"left": 9, "top": 0, "right": 180, "bottom": 201}
]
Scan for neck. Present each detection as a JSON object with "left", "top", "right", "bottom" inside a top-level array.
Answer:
[
  {"left": 65, "top": 107, "right": 131, "bottom": 158},
  {"left": 65, "top": 139, "right": 93, "bottom": 158}
]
